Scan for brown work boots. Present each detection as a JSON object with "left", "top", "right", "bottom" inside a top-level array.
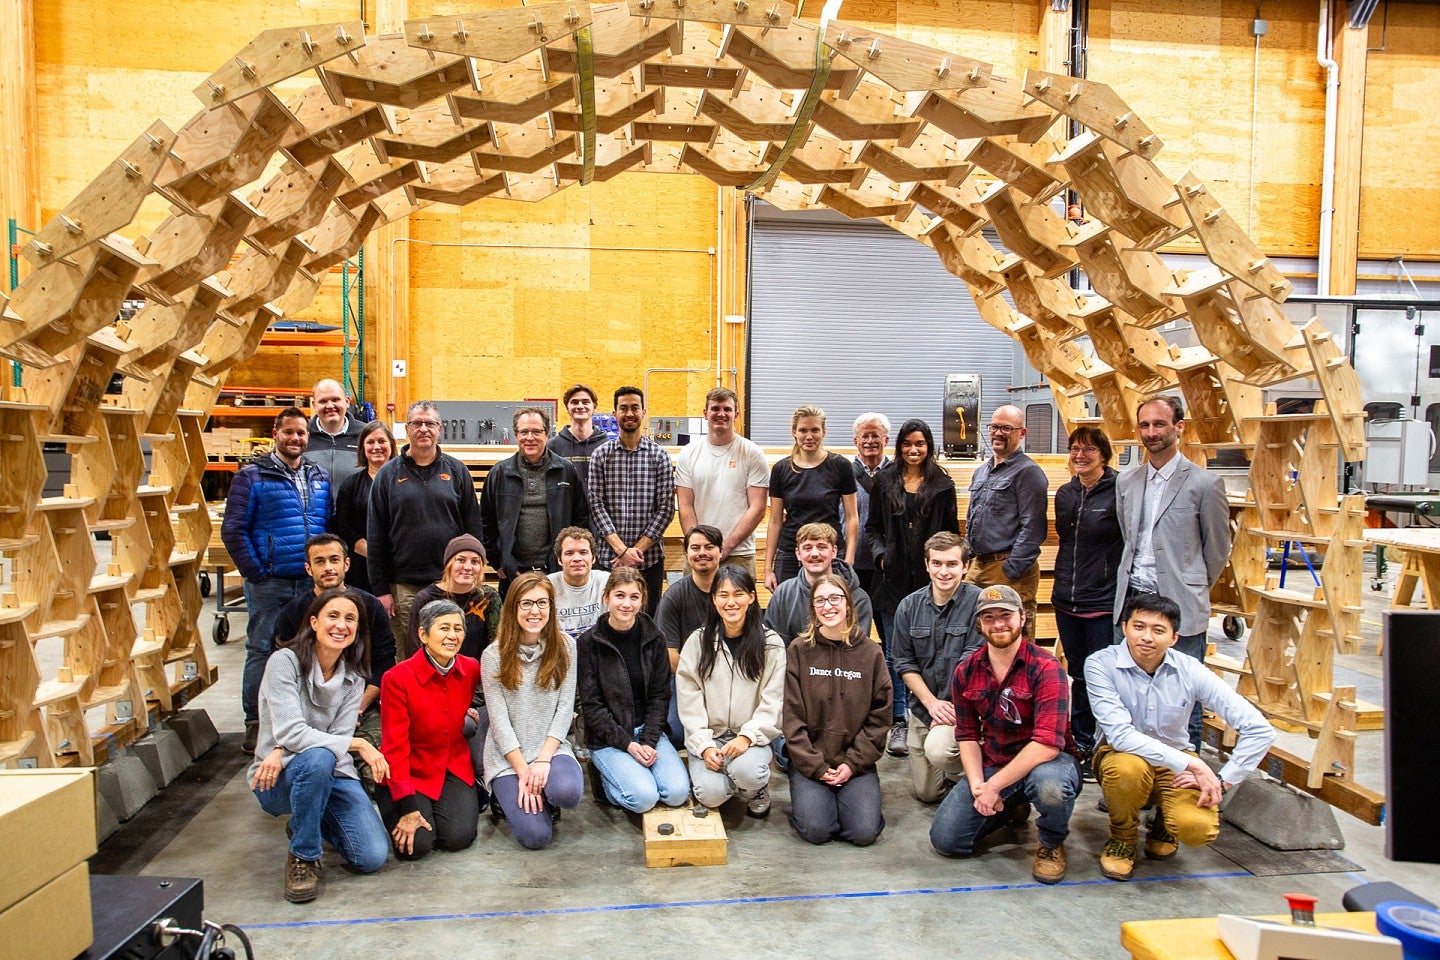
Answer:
[
  {"left": 1032, "top": 842, "right": 1067, "bottom": 884},
  {"left": 285, "top": 852, "right": 321, "bottom": 903}
]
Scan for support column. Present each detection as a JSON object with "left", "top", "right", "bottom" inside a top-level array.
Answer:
[
  {"left": 1, "top": 0, "right": 41, "bottom": 268},
  {"left": 1327, "top": 7, "right": 1368, "bottom": 297},
  {"left": 368, "top": 0, "right": 410, "bottom": 425},
  {"left": 1037, "top": 0, "right": 1072, "bottom": 77},
  {"left": 718, "top": 187, "right": 748, "bottom": 426}
]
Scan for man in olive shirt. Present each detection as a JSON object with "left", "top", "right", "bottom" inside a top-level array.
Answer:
[{"left": 964, "top": 404, "right": 1048, "bottom": 639}]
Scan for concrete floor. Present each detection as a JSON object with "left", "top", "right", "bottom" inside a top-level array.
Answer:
[{"left": 130, "top": 562, "right": 1440, "bottom": 960}]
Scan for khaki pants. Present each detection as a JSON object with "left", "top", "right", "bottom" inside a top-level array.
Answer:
[
  {"left": 1093, "top": 745, "right": 1220, "bottom": 847},
  {"left": 965, "top": 556, "right": 1040, "bottom": 641},
  {"left": 907, "top": 711, "right": 963, "bottom": 803},
  {"left": 390, "top": 581, "right": 426, "bottom": 660}
]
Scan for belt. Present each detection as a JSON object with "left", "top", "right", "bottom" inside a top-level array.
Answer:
[{"left": 973, "top": 550, "right": 1010, "bottom": 565}]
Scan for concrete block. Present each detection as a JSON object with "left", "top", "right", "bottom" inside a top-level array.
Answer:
[
  {"left": 132, "top": 729, "right": 191, "bottom": 788},
  {"left": 94, "top": 788, "right": 120, "bottom": 844},
  {"left": 1222, "top": 776, "right": 1345, "bottom": 850},
  {"left": 94, "top": 753, "right": 158, "bottom": 822},
  {"left": 164, "top": 709, "right": 219, "bottom": 759}
]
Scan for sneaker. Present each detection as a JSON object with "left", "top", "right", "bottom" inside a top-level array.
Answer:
[
  {"left": 1145, "top": 821, "right": 1178, "bottom": 860},
  {"left": 1078, "top": 753, "right": 1096, "bottom": 783},
  {"left": 745, "top": 787, "right": 771, "bottom": 819},
  {"left": 1100, "top": 838, "right": 1137, "bottom": 881},
  {"left": 244, "top": 722, "right": 260, "bottom": 754},
  {"left": 284, "top": 853, "right": 321, "bottom": 903},
  {"left": 1032, "top": 843, "right": 1067, "bottom": 884},
  {"left": 886, "top": 723, "right": 909, "bottom": 757}
]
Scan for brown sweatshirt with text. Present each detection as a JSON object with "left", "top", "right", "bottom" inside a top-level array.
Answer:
[{"left": 782, "top": 633, "right": 893, "bottom": 780}]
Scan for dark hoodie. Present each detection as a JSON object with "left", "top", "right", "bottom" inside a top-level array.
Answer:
[
  {"left": 762, "top": 559, "right": 875, "bottom": 643},
  {"left": 783, "top": 631, "right": 893, "bottom": 779}
]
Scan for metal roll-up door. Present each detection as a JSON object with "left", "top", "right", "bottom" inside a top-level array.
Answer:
[{"left": 747, "top": 206, "right": 1019, "bottom": 445}]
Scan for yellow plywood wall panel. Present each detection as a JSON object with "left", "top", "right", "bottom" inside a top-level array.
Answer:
[
  {"left": 1358, "top": 1, "right": 1440, "bottom": 259},
  {"left": 406, "top": 173, "right": 719, "bottom": 417},
  {"left": 1087, "top": 0, "right": 1326, "bottom": 256}
]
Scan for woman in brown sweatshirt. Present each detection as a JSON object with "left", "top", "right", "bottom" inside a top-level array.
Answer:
[{"left": 783, "top": 573, "right": 893, "bottom": 845}]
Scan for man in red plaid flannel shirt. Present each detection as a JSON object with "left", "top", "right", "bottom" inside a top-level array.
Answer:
[{"left": 928, "top": 584, "right": 1082, "bottom": 883}]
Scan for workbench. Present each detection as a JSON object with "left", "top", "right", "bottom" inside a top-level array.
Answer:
[{"left": 1120, "top": 912, "right": 1377, "bottom": 960}]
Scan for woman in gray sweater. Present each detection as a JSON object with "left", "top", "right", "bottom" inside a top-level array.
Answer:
[
  {"left": 250, "top": 587, "right": 391, "bottom": 903},
  {"left": 675, "top": 565, "right": 785, "bottom": 817},
  {"left": 481, "top": 571, "right": 582, "bottom": 849}
]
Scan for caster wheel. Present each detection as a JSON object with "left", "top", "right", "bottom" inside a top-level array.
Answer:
[
  {"left": 213, "top": 615, "right": 230, "bottom": 644},
  {"left": 198, "top": 571, "right": 212, "bottom": 597},
  {"left": 1222, "top": 616, "right": 1245, "bottom": 641},
  {"left": 1371, "top": 579, "right": 1385, "bottom": 592}
]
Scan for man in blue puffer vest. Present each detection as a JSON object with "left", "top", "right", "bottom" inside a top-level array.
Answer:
[{"left": 221, "top": 406, "right": 332, "bottom": 752}]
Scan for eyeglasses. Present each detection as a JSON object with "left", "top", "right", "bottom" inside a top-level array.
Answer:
[
  {"left": 1069, "top": 445, "right": 1099, "bottom": 454},
  {"left": 993, "top": 686, "right": 1022, "bottom": 725},
  {"left": 988, "top": 424, "right": 1020, "bottom": 435},
  {"left": 515, "top": 428, "right": 546, "bottom": 437},
  {"left": 518, "top": 599, "right": 551, "bottom": 612},
  {"left": 812, "top": 595, "right": 846, "bottom": 609},
  {"left": 407, "top": 419, "right": 441, "bottom": 430}
]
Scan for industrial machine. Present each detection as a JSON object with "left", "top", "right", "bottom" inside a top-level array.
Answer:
[{"left": 942, "top": 374, "right": 983, "bottom": 458}]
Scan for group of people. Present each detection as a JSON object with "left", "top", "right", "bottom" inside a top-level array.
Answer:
[{"left": 222, "top": 380, "right": 1276, "bottom": 905}]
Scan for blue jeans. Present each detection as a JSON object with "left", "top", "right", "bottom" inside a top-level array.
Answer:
[
  {"left": 254, "top": 747, "right": 388, "bottom": 871},
  {"left": 242, "top": 576, "right": 309, "bottom": 724},
  {"left": 1054, "top": 609, "right": 1119, "bottom": 755},
  {"left": 590, "top": 728, "right": 690, "bottom": 813},
  {"left": 930, "top": 754, "right": 1080, "bottom": 856},
  {"left": 875, "top": 608, "right": 907, "bottom": 721},
  {"left": 788, "top": 768, "right": 884, "bottom": 846},
  {"left": 1174, "top": 632, "right": 1207, "bottom": 751}
]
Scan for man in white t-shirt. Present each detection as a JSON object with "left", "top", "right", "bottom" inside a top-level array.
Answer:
[
  {"left": 547, "top": 526, "right": 609, "bottom": 637},
  {"left": 675, "top": 387, "right": 770, "bottom": 577}
]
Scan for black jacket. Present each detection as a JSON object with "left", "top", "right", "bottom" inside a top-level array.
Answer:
[
  {"left": 479, "top": 449, "right": 589, "bottom": 578},
  {"left": 330, "top": 468, "right": 374, "bottom": 591},
  {"left": 1052, "top": 467, "right": 1123, "bottom": 614},
  {"left": 365, "top": 445, "right": 483, "bottom": 592},
  {"left": 864, "top": 462, "right": 960, "bottom": 613},
  {"left": 578, "top": 613, "right": 671, "bottom": 751}
]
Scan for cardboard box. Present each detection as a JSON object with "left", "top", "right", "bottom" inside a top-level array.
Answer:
[
  {"left": 0, "top": 770, "right": 97, "bottom": 914},
  {"left": 642, "top": 805, "right": 727, "bottom": 868},
  {"left": 0, "top": 862, "right": 93, "bottom": 960}
]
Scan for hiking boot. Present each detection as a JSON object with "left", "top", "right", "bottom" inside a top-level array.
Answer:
[
  {"left": 244, "top": 722, "right": 260, "bottom": 754},
  {"left": 1077, "top": 752, "right": 1096, "bottom": 783},
  {"left": 886, "top": 723, "right": 909, "bottom": 757},
  {"left": 1100, "top": 838, "right": 1137, "bottom": 881},
  {"left": 284, "top": 853, "right": 321, "bottom": 903},
  {"left": 745, "top": 787, "right": 771, "bottom": 819},
  {"left": 1145, "top": 821, "right": 1178, "bottom": 860},
  {"left": 1032, "top": 843, "right": 1067, "bottom": 884}
]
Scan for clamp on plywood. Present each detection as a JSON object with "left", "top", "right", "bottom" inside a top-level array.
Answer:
[
  {"left": 409, "top": 3, "right": 594, "bottom": 62},
  {"left": 197, "top": 21, "right": 365, "bottom": 107},
  {"left": 1174, "top": 173, "right": 1293, "bottom": 302},
  {"left": 629, "top": 0, "right": 793, "bottom": 29},
  {"left": 823, "top": 21, "right": 989, "bottom": 92},
  {"left": 1023, "top": 69, "right": 1163, "bottom": 160},
  {"left": 1295, "top": 318, "right": 1367, "bottom": 462}
]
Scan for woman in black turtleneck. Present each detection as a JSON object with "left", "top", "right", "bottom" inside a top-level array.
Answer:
[{"left": 576, "top": 568, "right": 690, "bottom": 813}]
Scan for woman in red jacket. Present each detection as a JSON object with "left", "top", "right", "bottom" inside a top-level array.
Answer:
[{"left": 377, "top": 599, "right": 482, "bottom": 859}]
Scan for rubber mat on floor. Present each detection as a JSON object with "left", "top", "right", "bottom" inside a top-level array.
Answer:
[{"left": 1210, "top": 826, "right": 1363, "bottom": 877}]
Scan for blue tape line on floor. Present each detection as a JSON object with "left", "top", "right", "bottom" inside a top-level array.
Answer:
[{"left": 245, "top": 870, "right": 1252, "bottom": 930}]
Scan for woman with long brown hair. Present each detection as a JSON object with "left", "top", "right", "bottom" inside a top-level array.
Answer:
[{"left": 481, "top": 571, "right": 582, "bottom": 849}]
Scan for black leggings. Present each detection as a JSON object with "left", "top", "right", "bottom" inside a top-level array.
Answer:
[{"left": 376, "top": 772, "right": 480, "bottom": 860}]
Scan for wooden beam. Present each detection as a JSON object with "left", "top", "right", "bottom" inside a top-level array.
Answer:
[
  {"left": 0, "top": 0, "right": 40, "bottom": 260},
  {"left": 371, "top": 0, "right": 410, "bottom": 424},
  {"left": 1037, "top": 0, "right": 1071, "bottom": 79},
  {"left": 1328, "top": 9, "right": 1369, "bottom": 296}
]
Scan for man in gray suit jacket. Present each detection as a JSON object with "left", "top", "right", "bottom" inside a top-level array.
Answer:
[{"left": 1113, "top": 396, "right": 1232, "bottom": 749}]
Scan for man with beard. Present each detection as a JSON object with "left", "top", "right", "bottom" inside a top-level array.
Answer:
[
  {"left": 222, "top": 406, "right": 331, "bottom": 752},
  {"left": 929, "top": 585, "right": 1080, "bottom": 885},
  {"left": 1113, "top": 396, "right": 1231, "bottom": 751},
  {"left": 587, "top": 386, "right": 675, "bottom": 614}
]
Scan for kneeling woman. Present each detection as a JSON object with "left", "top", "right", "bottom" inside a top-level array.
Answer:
[
  {"left": 675, "top": 565, "right": 785, "bottom": 816},
  {"left": 251, "top": 587, "right": 390, "bottom": 902},
  {"left": 784, "top": 574, "right": 893, "bottom": 846},
  {"left": 481, "top": 572, "right": 583, "bottom": 848},
  {"left": 377, "top": 599, "right": 483, "bottom": 860},
  {"left": 578, "top": 568, "right": 690, "bottom": 812}
]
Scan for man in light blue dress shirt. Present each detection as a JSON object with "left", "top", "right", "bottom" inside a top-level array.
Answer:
[{"left": 1085, "top": 592, "right": 1274, "bottom": 882}]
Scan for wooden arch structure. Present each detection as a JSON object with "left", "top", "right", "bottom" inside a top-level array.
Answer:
[{"left": 0, "top": 0, "right": 1375, "bottom": 814}]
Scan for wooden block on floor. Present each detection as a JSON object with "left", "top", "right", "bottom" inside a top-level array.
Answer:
[{"left": 642, "top": 804, "right": 727, "bottom": 868}]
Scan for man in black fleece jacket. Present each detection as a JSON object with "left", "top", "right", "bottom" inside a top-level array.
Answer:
[{"left": 367, "top": 400, "right": 484, "bottom": 643}]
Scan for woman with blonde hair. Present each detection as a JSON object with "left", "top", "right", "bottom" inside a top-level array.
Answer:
[
  {"left": 783, "top": 573, "right": 892, "bottom": 846},
  {"left": 764, "top": 405, "right": 859, "bottom": 590},
  {"left": 481, "top": 571, "right": 582, "bottom": 849}
]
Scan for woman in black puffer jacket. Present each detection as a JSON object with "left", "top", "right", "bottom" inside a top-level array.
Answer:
[{"left": 1052, "top": 425, "right": 1124, "bottom": 766}]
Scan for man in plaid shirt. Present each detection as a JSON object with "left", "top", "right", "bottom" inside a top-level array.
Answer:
[
  {"left": 587, "top": 386, "right": 675, "bottom": 614},
  {"left": 929, "top": 584, "right": 1081, "bottom": 883}
]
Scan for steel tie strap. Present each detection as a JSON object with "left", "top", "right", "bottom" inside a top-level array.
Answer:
[
  {"left": 576, "top": 26, "right": 598, "bottom": 185},
  {"left": 742, "top": 31, "right": 834, "bottom": 193}
]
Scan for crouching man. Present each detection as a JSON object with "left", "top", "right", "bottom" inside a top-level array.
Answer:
[{"left": 1086, "top": 592, "right": 1274, "bottom": 881}]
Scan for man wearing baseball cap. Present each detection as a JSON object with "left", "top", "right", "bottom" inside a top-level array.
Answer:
[{"left": 929, "top": 584, "right": 1082, "bottom": 884}]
